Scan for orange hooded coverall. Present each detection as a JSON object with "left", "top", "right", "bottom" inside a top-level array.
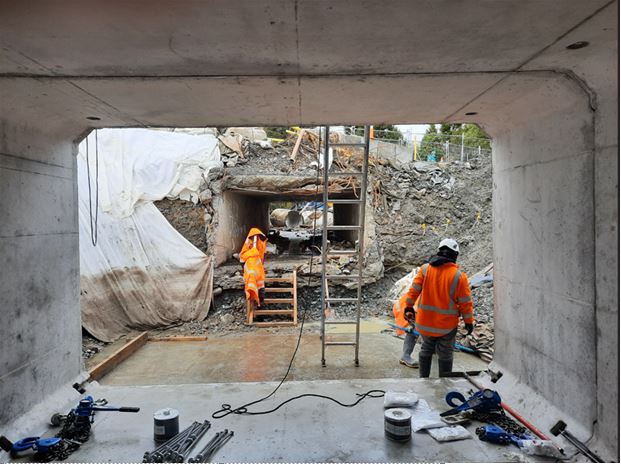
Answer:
[
  {"left": 399, "top": 262, "right": 474, "bottom": 337},
  {"left": 239, "top": 228, "right": 267, "bottom": 306}
]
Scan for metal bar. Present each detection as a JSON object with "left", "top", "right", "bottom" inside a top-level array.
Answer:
[
  {"left": 327, "top": 199, "right": 363, "bottom": 204},
  {"left": 324, "top": 320, "right": 359, "bottom": 325},
  {"left": 320, "top": 126, "right": 330, "bottom": 367},
  {"left": 326, "top": 250, "right": 358, "bottom": 256},
  {"left": 329, "top": 142, "right": 367, "bottom": 147},
  {"left": 327, "top": 171, "right": 363, "bottom": 176},
  {"left": 325, "top": 341, "right": 357, "bottom": 346},
  {"left": 326, "top": 225, "right": 362, "bottom": 230},
  {"left": 325, "top": 298, "right": 358, "bottom": 303},
  {"left": 354, "top": 126, "right": 370, "bottom": 366},
  {"left": 325, "top": 274, "right": 361, "bottom": 279}
]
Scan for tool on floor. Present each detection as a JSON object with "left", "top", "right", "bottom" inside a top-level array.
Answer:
[
  {"left": 440, "top": 389, "right": 502, "bottom": 417},
  {"left": 144, "top": 420, "right": 211, "bottom": 463},
  {"left": 51, "top": 395, "right": 140, "bottom": 442},
  {"left": 476, "top": 424, "right": 526, "bottom": 446},
  {"left": 550, "top": 420, "right": 603, "bottom": 463},
  {"left": 144, "top": 422, "right": 198, "bottom": 463},
  {"left": 386, "top": 322, "right": 476, "bottom": 354},
  {"left": 0, "top": 435, "right": 80, "bottom": 462},
  {"left": 188, "top": 429, "right": 234, "bottom": 462}
]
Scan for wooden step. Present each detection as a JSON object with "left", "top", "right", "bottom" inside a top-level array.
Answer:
[
  {"left": 251, "top": 321, "right": 297, "bottom": 327},
  {"left": 264, "top": 298, "right": 294, "bottom": 304},
  {"left": 254, "top": 309, "right": 294, "bottom": 315},
  {"left": 264, "top": 287, "right": 294, "bottom": 293}
]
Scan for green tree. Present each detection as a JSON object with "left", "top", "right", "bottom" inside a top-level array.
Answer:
[{"left": 419, "top": 124, "right": 444, "bottom": 160}]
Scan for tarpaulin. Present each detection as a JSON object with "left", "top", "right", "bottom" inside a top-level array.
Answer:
[{"left": 78, "top": 128, "right": 221, "bottom": 342}]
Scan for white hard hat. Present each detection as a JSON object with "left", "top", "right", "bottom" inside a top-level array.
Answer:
[{"left": 438, "top": 238, "right": 459, "bottom": 253}]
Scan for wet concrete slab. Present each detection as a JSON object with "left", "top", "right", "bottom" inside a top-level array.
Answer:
[
  {"left": 100, "top": 319, "right": 487, "bottom": 385},
  {"left": 31, "top": 378, "right": 549, "bottom": 463}
]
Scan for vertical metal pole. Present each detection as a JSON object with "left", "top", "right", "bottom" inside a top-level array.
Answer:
[
  {"left": 354, "top": 126, "right": 370, "bottom": 366},
  {"left": 445, "top": 140, "right": 449, "bottom": 162},
  {"left": 460, "top": 132, "right": 465, "bottom": 162},
  {"left": 320, "top": 126, "right": 330, "bottom": 367}
]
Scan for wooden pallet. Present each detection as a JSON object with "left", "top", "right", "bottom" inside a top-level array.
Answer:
[{"left": 246, "top": 270, "right": 298, "bottom": 327}]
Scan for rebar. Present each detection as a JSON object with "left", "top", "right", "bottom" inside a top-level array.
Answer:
[
  {"left": 188, "top": 430, "right": 234, "bottom": 463},
  {"left": 143, "top": 421, "right": 202, "bottom": 463}
]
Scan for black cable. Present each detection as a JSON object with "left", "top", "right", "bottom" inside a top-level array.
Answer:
[{"left": 212, "top": 127, "right": 385, "bottom": 419}]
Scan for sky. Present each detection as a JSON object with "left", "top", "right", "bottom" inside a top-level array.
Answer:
[{"left": 396, "top": 124, "right": 431, "bottom": 141}]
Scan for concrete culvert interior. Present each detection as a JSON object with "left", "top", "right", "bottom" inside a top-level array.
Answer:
[{"left": 0, "top": 1, "right": 618, "bottom": 462}]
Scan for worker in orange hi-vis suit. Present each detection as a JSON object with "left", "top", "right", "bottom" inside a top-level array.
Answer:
[
  {"left": 401, "top": 238, "right": 475, "bottom": 378},
  {"left": 239, "top": 228, "right": 268, "bottom": 307}
]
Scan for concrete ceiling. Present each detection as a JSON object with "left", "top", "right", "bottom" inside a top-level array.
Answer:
[{"left": 0, "top": 0, "right": 616, "bottom": 133}]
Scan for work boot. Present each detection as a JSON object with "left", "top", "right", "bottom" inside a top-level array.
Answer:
[
  {"left": 438, "top": 359, "right": 454, "bottom": 377},
  {"left": 419, "top": 355, "right": 432, "bottom": 378},
  {"left": 399, "top": 333, "right": 419, "bottom": 368},
  {"left": 258, "top": 288, "right": 265, "bottom": 306}
]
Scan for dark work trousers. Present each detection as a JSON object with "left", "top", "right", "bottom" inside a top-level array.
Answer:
[{"left": 419, "top": 328, "right": 457, "bottom": 361}]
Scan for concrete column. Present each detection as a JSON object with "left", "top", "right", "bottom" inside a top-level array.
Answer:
[
  {"left": 486, "top": 74, "right": 601, "bottom": 447},
  {"left": 0, "top": 121, "right": 82, "bottom": 427}
]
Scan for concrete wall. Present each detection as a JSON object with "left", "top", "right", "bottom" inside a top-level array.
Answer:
[
  {"left": 0, "top": 121, "right": 82, "bottom": 426},
  {"left": 213, "top": 191, "right": 270, "bottom": 265},
  {"left": 485, "top": 72, "right": 617, "bottom": 458}
]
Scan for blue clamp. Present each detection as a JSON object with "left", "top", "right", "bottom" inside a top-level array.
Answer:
[{"left": 440, "top": 389, "right": 502, "bottom": 417}]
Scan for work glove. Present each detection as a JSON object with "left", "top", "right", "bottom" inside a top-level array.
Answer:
[
  {"left": 404, "top": 307, "right": 415, "bottom": 323},
  {"left": 465, "top": 323, "right": 474, "bottom": 335}
]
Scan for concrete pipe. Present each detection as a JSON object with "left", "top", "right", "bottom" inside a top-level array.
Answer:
[{"left": 270, "top": 209, "right": 304, "bottom": 228}]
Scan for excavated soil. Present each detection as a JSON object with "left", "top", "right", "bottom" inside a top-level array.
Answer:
[{"left": 83, "top": 134, "right": 495, "bottom": 362}]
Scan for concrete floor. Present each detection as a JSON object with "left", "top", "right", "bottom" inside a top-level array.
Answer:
[
  {"left": 15, "top": 379, "right": 554, "bottom": 463},
  {"left": 100, "top": 320, "right": 488, "bottom": 385}
]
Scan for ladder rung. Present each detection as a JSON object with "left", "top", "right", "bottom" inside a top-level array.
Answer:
[
  {"left": 330, "top": 143, "right": 367, "bottom": 147},
  {"left": 254, "top": 309, "right": 294, "bottom": 315},
  {"left": 264, "top": 288, "right": 294, "bottom": 293},
  {"left": 324, "top": 320, "right": 358, "bottom": 325},
  {"left": 264, "top": 298, "right": 294, "bottom": 304},
  {"left": 326, "top": 225, "right": 361, "bottom": 231},
  {"left": 328, "top": 171, "right": 363, "bottom": 176},
  {"left": 325, "top": 298, "right": 358, "bottom": 303},
  {"left": 328, "top": 199, "right": 363, "bottom": 204},
  {"left": 325, "top": 341, "right": 357, "bottom": 346},
  {"left": 325, "top": 274, "right": 361, "bottom": 279},
  {"left": 326, "top": 249, "right": 358, "bottom": 255},
  {"left": 265, "top": 277, "right": 293, "bottom": 283}
]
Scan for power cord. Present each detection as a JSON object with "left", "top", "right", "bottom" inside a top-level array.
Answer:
[
  {"left": 85, "top": 130, "right": 99, "bottom": 246},
  {"left": 212, "top": 127, "right": 385, "bottom": 419}
]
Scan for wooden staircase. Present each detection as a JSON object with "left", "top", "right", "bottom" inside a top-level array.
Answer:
[{"left": 246, "top": 270, "right": 298, "bottom": 327}]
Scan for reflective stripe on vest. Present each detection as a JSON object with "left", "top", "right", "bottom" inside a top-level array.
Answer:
[
  {"left": 415, "top": 323, "right": 455, "bottom": 335},
  {"left": 422, "top": 263, "right": 429, "bottom": 277},
  {"left": 448, "top": 270, "right": 462, "bottom": 312},
  {"left": 457, "top": 295, "right": 471, "bottom": 303},
  {"left": 412, "top": 283, "right": 422, "bottom": 292},
  {"left": 418, "top": 303, "right": 459, "bottom": 316}
]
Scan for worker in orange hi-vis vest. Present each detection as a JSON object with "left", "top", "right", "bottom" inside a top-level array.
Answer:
[
  {"left": 401, "top": 238, "right": 475, "bottom": 378},
  {"left": 239, "top": 227, "right": 267, "bottom": 308},
  {"left": 392, "top": 292, "right": 420, "bottom": 368}
]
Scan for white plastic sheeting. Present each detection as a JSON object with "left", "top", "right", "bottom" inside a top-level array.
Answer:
[{"left": 78, "top": 129, "right": 221, "bottom": 342}]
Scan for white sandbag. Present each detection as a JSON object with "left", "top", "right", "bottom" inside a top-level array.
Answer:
[
  {"left": 410, "top": 399, "right": 445, "bottom": 432},
  {"left": 427, "top": 425, "right": 472, "bottom": 442},
  {"left": 384, "top": 391, "right": 419, "bottom": 409}
]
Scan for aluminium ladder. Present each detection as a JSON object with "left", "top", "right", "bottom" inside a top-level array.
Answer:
[{"left": 320, "top": 126, "right": 370, "bottom": 366}]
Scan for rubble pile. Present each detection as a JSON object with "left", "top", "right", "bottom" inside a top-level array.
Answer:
[{"left": 150, "top": 128, "right": 495, "bottom": 360}]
